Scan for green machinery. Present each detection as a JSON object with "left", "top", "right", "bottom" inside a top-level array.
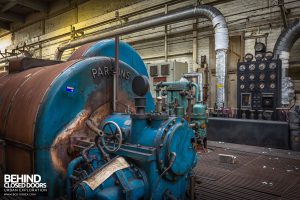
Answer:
[{"left": 155, "top": 79, "right": 208, "bottom": 148}]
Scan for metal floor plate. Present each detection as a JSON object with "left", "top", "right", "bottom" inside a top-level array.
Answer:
[{"left": 195, "top": 143, "right": 300, "bottom": 200}]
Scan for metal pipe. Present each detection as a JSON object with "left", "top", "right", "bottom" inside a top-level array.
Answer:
[
  {"left": 191, "top": 82, "right": 200, "bottom": 102},
  {"left": 274, "top": 19, "right": 300, "bottom": 106},
  {"left": 0, "top": 52, "right": 31, "bottom": 64},
  {"left": 66, "top": 156, "right": 84, "bottom": 199},
  {"left": 114, "top": 36, "right": 119, "bottom": 112},
  {"left": 54, "top": 6, "right": 228, "bottom": 107}
]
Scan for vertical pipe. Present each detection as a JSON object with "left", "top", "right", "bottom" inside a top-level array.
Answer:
[
  {"left": 164, "top": 4, "right": 168, "bottom": 62},
  {"left": 215, "top": 49, "right": 227, "bottom": 108},
  {"left": 114, "top": 35, "right": 119, "bottom": 112},
  {"left": 192, "top": 20, "right": 198, "bottom": 72}
]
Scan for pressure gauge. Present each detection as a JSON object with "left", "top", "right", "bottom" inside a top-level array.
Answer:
[
  {"left": 240, "top": 84, "right": 245, "bottom": 90},
  {"left": 250, "top": 83, "right": 255, "bottom": 90},
  {"left": 270, "top": 73, "right": 276, "bottom": 80},
  {"left": 240, "top": 75, "right": 245, "bottom": 81},
  {"left": 259, "top": 63, "right": 266, "bottom": 70},
  {"left": 269, "top": 62, "right": 277, "bottom": 70},
  {"left": 259, "top": 73, "right": 265, "bottom": 80},
  {"left": 239, "top": 65, "right": 246, "bottom": 71},
  {"left": 249, "top": 74, "right": 255, "bottom": 80},
  {"left": 249, "top": 64, "right": 255, "bottom": 71},
  {"left": 270, "top": 83, "right": 276, "bottom": 89},
  {"left": 255, "top": 42, "right": 266, "bottom": 53},
  {"left": 245, "top": 53, "right": 254, "bottom": 62},
  {"left": 255, "top": 53, "right": 264, "bottom": 61},
  {"left": 259, "top": 83, "right": 265, "bottom": 89},
  {"left": 265, "top": 51, "right": 273, "bottom": 60}
]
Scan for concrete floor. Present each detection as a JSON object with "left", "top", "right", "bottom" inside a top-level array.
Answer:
[{"left": 195, "top": 141, "right": 300, "bottom": 200}]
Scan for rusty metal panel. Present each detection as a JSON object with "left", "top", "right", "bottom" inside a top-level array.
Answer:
[
  {"left": 67, "top": 42, "right": 96, "bottom": 61},
  {"left": 4, "top": 60, "right": 79, "bottom": 146},
  {"left": 0, "top": 68, "right": 41, "bottom": 137},
  {"left": 0, "top": 60, "right": 79, "bottom": 174}
]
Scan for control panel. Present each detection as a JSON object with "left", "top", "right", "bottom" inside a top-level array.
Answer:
[{"left": 237, "top": 52, "right": 281, "bottom": 120}]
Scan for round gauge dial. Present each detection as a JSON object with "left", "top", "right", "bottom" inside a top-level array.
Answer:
[
  {"left": 255, "top": 42, "right": 266, "bottom": 52},
  {"left": 269, "top": 62, "right": 277, "bottom": 70},
  {"left": 270, "top": 73, "right": 276, "bottom": 80},
  {"left": 249, "top": 74, "right": 255, "bottom": 80},
  {"left": 245, "top": 53, "right": 254, "bottom": 62},
  {"left": 265, "top": 51, "right": 273, "bottom": 60},
  {"left": 259, "top": 63, "right": 266, "bottom": 70},
  {"left": 239, "top": 65, "right": 246, "bottom": 71},
  {"left": 259, "top": 83, "right": 265, "bottom": 89},
  {"left": 249, "top": 64, "right": 255, "bottom": 71},
  {"left": 240, "top": 84, "right": 245, "bottom": 90},
  {"left": 259, "top": 73, "right": 265, "bottom": 80},
  {"left": 250, "top": 83, "right": 255, "bottom": 90},
  {"left": 240, "top": 75, "right": 245, "bottom": 81},
  {"left": 270, "top": 83, "right": 276, "bottom": 89},
  {"left": 255, "top": 53, "right": 264, "bottom": 61}
]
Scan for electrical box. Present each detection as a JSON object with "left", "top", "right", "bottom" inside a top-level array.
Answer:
[{"left": 147, "top": 61, "right": 188, "bottom": 97}]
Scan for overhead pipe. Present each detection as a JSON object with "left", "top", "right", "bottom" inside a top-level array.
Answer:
[
  {"left": 274, "top": 19, "right": 300, "bottom": 106},
  {"left": 0, "top": 52, "right": 32, "bottom": 64},
  {"left": 55, "top": 5, "right": 228, "bottom": 108}
]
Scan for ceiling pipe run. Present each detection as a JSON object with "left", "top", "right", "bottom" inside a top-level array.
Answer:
[
  {"left": 274, "top": 19, "right": 300, "bottom": 106},
  {"left": 55, "top": 5, "right": 229, "bottom": 109}
]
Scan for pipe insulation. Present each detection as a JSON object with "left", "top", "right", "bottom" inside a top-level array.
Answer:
[
  {"left": 274, "top": 19, "right": 300, "bottom": 105},
  {"left": 54, "top": 5, "right": 228, "bottom": 108}
]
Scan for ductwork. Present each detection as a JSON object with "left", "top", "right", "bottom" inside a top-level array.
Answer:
[
  {"left": 274, "top": 19, "right": 300, "bottom": 106},
  {"left": 55, "top": 5, "right": 229, "bottom": 108}
]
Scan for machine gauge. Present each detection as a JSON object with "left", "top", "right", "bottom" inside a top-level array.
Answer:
[
  {"left": 249, "top": 64, "right": 255, "bottom": 71},
  {"left": 270, "top": 83, "right": 276, "bottom": 89},
  {"left": 255, "top": 53, "right": 264, "bottom": 61},
  {"left": 250, "top": 83, "right": 255, "bottom": 90},
  {"left": 259, "top": 83, "right": 265, "bottom": 89},
  {"left": 240, "top": 84, "right": 245, "bottom": 90},
  {"left": 265, "top": 51, "right": 273, "bottom": 60},
  {"left": 270, "top": 73, "right": 276, "bottom": 80},
  {"left": 249, "top": 74, "right": 255, "bottom": 80},
  {"left": 269, "top": 62, "right": 277, "bottom": 69},
  {"left": 259, "top": 73, "right": 265, "bottom": 80},
  {"left": 239, "top": 65, "right": 246, "bottom": 71},
  {"left": 259, "top": 63, "right": 266, "bottom": 70},
  {"left": 245, "top": 53, "right": 254, "bottom": 62},
  {"left": 240, "top": 75, "right": 245, "bottom": 81}
]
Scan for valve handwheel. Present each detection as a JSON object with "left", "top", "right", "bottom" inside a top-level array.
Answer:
[{"left": 101, "top": 121, "right": 123, "bottom": 152}]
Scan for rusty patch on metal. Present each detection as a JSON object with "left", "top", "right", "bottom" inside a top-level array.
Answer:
[{"left": 50, "top": 110, "right": 90, "bottom": 174}]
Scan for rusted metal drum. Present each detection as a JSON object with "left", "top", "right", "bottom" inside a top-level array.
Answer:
[{"left": 0, "top": 57, "right": 144, "bottom": 197}]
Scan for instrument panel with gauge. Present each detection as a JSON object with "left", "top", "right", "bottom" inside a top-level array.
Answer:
[{"left": 237, "top": 52, "right": 282, "bottom": 120}]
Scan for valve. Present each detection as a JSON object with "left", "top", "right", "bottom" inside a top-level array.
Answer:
[{"left": 101, "top": 121, "right": 123, "bottom": 152}]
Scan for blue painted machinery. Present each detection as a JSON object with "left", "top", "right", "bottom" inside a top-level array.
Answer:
[
  {"left": 0, "top": 39, "right": 198, "bottom": 199},
  {"left": 67, "top": 76, "right": 197, "bottom": 199},
  {"left": 155, "top": 80, "right": 208, "bottom": 148}
]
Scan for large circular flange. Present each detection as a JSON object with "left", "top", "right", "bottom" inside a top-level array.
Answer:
[{"left": 166, "top": 123, "right": 197, "bottom": 176}]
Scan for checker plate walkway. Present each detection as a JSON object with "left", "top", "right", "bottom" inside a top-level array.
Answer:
[{"left": 194, "top": 141, "right": 300, "bottom": 200}]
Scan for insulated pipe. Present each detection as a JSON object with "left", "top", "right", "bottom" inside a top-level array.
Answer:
[
  {"left": 54, "top": 5, "right": 229, "bottom": 108},
  {"left": 274, "top": 19, "right": 300, "bottom": 105}
]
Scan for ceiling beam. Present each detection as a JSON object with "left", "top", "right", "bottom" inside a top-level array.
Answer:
[
  {"left": 15, "top": 0, "right": 47, "bottom": 12},
  {"left": 1, "top": 1, "right": 17, "bottom": 13},
  {"left": 0, "top": 12, "right": 24, "bottom": 22},
  {"left": 0, "top": 21, "right": 10, "bottom": 30}
]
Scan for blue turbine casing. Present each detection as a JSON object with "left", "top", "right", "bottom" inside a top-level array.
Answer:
[
  {"left": 68, "top": 39, "right": 154, "bottom": 112},
  {"left": 34, "top": 56, "right": 151, "bottom": 198}
]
